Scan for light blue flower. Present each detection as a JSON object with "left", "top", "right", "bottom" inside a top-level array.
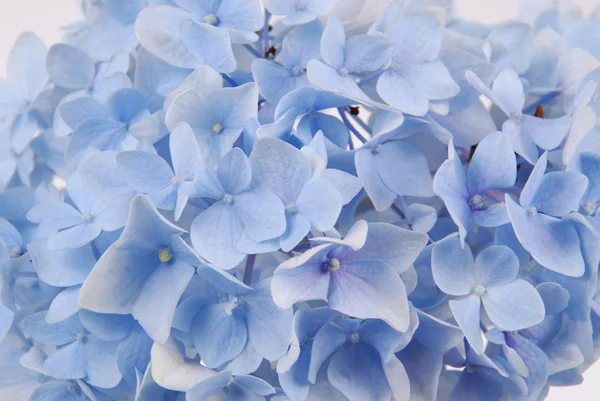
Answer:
[
  {"left": 78, "top": 194, "right": 198, "bottom": 343},
  {"left": 190, "top": 147, "right": 286, "bottom": 268},
  {"left": 375, "top": 14, "right": 460, "bottom": 116},
  {"left": 22, "top": 311, "right": 122, "bottom": 389},
  {"left": 434, "top": 132, "right": 516, "bottom": 243},
  {"left": 308, "top": 317, "right": 415, "bottom": 401},
  {"left": 250, "top": 137, "right": 348, "bottom": 252},
  {"left": 27, "top": 172, "right": 129, "bottom": 251},
  {"left": 165, "top": 81, "right": 259, "bottom": 168},
  {"left": 467, "top": 68, "right": 573, "bottom": 164},
  {"left": 431, "top": 236, "right": 545, "bottom": 353},
  {"left": 307, "top": 14, "right": 394, "bottom": 108},
  {"left": 271, "top": 220, "right": 428, "bottom": 332},
  {"left": 117, "top": 122, "right": 202, "bottom": 220},
  {"left": 252, "top": 21, "right": 323, "bottom": 105},
  {"left": 505, "top": 152, "right": 589, "bottom": 276}
]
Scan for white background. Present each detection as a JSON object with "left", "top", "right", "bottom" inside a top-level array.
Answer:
[{"left": 0, "top": 0, "right": 598, "bottom": 399}]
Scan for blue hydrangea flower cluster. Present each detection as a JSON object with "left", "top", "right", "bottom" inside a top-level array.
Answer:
[{"left": 2, "top": 0, "right": 600, "bottom": 400}]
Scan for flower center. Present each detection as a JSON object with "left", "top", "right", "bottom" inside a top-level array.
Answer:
[
  {"left": 469, "top": 194, "right": 485, "bottom": 210},
  {"left": 212, "top": 122, "right": 224, "bottom": 134},
  {"left": 204, "top": 13, "right": 219, "bottom": 25},
  {"left": 291, "top": 66, "right": 304, "bottom": 76},
  {"left": 338, "top": 67, "right": 349, "bottom": 76},
  {"left": 348, "top": 332, "right": 360, "bottom": 344},
  {"left": 225, "top": 297, "right": 241, "bottom": 315},
  {"left": 82, "top": 213, "right": 94, "bottom": 223},
  {"left": 223, "top": 194, "right": 234, "bottom": 204},
  {"left": 327, "top": 258, "right": 340, "bottom": 272},
  {"left": 473, "top": 284, "right": 486, "bottom": 296},
  {"left": 526, "top": 206, "right": 537, "bottom": 217},
  {"left": 76, "top": 333, "right": 88, "bottom": 344},
  {"left": 371, "top": 145, "right": 382, "bottom": 155},
  {"left": 582, "top": 202, "right": 596, "bottom": 216},
  {"left": 158, "top": 248, "right": 172, "bottom": 263},
  {"left": 171, "top": 176, "right": 182, "bottom": 186},
  {"left": 285, "top": 203, "right": 298, "bottom": 213}
]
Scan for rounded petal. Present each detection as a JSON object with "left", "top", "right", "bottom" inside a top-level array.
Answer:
[
  {"left": 482, "top": 279, "right": 545, "bottom": 331},
  {"left": 431, "top": 236, "right": 475, "bottom": 296}
]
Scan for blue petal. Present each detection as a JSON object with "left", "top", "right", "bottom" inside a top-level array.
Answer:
[
  {"left": 47, "top": 286, "right": 82, "bottom": 324},
  {"left": 505, "top": 195, "right": 585, "bottom": 277},
  {"left": 190, "top": 202, "right": 245, "bottom": 269},
  {"left": 271, "top": 244, "right": 332, "bottom": 308},
  {"left": 23, "top": 311, "right": 84, "bottom": 346},
  {"left": 344, "top": 35, "right": 393, "bottom": 73},
  {"left": 376, "top": 140, "right": 434, "bottom": 197},
  {"left": 329, "top": 260, "right": 410, "bottom": 332},
  {"left": 308, "top": 322, "right": 347, "bottom": 383},
  {"left": 449, "top": 295, "right": 483, "bottom": 353},
  {"left": 132, "top": 260, "right": 195, "bottom": 343},
  {"left": 327, "top": 343, "right": 392, "bottom": 401},
  {"left": 242, "top": 279, "right": 293, "bottom": 361},
  {"left": 179, "top": 19, "right": 237, "bottom": 73},
  {"left": 46, "top": 44, "right": 95, "bottom": 89},
  {"left": 482, "top": 279, "right": 545, "bottom": 331},
  {"left": 28, "top": 239, "right": 96, "bottom": 286},
  {"left": 529, "top": 171, "right": 588, "bottom": 217},
  {"left": 473, "top": 245, "right": 519, "bottom": 287},
  {"left": 232, "top": 189, "right": 287, "bottom": 242},
  {"left": 218, "top": 148, "right": 252, "bottom": 195},
  {"left": 431, "top": 236, "right": 475, "bottom": 296},
  {"left": 192, "top": 303, "right": 248, "bottom": 368},
  {"left": 467, "top": 132, "right": 516, "bottom": 194}
]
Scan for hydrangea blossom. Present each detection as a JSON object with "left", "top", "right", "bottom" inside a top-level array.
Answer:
[{"left": 3, "top": 1, "right": 600, "bottom": 400}]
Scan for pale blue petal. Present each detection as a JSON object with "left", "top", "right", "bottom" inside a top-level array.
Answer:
[
  {"left": 191, "top": 303, "right": 247, "bottom": 368},
  {"left": 190, "top": 202, "right": 245, "bottom": 269},
  {"left": 521, "top": 114, "right": 572, "bottom": 151},
  {"left": 132, "top": 260, "right": 195, "bottom": 343},
  {"left": 22, "top": 311, "right": 84, "bottom": 346},
  {"left": 354, "top": 148, "right": 397, "bottom": 212},
  {"left": 250, "top": 137, "right": 312, "bottom": 203},
  {"left": 233, "top": 189, "right": 286, "bottom": 242},
  {"left": 377, "top": 70, "right": 429, "bottom": 116},
  {"left": 28, "top": 239, "right": 96, "bottom": 286},
  {"left": 529, "top": 171, "right": 588, "bottom": 217},
  {"left": 449, "top": 295, "right": 483, "bottom": 353},
  {"left": 296, "top": 177, "right": 342, "bottom": 231},
  {"left": 179, "top": 19, "right": 236, "bottom": 72},
  {"left": 329, "top": 260, "right": 410, "bottom": 332},
  {"left": 308, "top": 322, "right": 347, "bottom": 383},
  {"left": 431, "top": 236, "right": 475, "bottom": 296},
  {"left": 170, "top": 122, "right": 201, "bottom": 181},
  {"left": 320, "top": 14, "right": 345, "bottom": 69},
  {"left": 505, "top": 195, "right": 585, "bottom": 277},
  {"left": 535, "top": 282, "right": 570, "bottom": 315},
  {"left": 376, "top": 140, "right": 434, "bottom": 197},
  {"left": 328, "top": 343, "right": 392, "bottom": 401},
  {"left": 321, "top": 169, "right": 361, "bottom": 205},
  {"left": 117, "top": 150, "right": 174, "bottom": 192},
  {"left": 218, "top": 148, "right": 252, "bottom": 195},
  {"left": 519, "top": 152, "right": 548, "bottom": 208},
  {"left": 271, "top": 244, "right": 332, "bottom": 308},
  {"left": 8, "top": 32, "right": 48, "bottom": 101},
  {"left": 46, "top": 44, "right": 95, "bottom": 89},
  {"left": 467, "top": 132, "right": 516, "bottom": 194},
  {"left": 482, "top": 279, "right": 545, "bottom": 331},
  {"left": 344, "top": 35, "right": 392, "bottom": 73},
  {"left": 243, "top": 279, "right": 293, "bottom": 361},
  {"left": 473, "top": 245, "right": 519, "bottom": 287},
  {"left": 136, "top": 6, "right": 211, "bottom": 69},
  {"left": 46, "top": 286, "right": 82, "bottom": 324},
  {"left": 43, "top": 341, "right": 86, "bottom": 379}
]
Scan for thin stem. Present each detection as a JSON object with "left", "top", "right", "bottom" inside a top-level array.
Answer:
[
  {"left": 338, "top": 108, "right": 368, "bottom": 143},
  {"left": 222, "top": 74, "right": 238, "bottom": 87},
  {"left": 523, "top": 91, "right": 560, "bottom": 115},
  {"left": 349, "top": 113, "right": 372, "bottom": 136},
  {"left": 242, "top": 44, "right": 262, "bottom": 58},
  {"left": 243, "top": 254, "right": 256, "bottom": 285},
  {"left": 391, "top": 203, "right": 406, "bottom": 219},
  {"left": 358, "top": 70, "right": 384, "bottom": 87},
  {"left": 261, "top": 9, "right": 271, "bottom": 54}
]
